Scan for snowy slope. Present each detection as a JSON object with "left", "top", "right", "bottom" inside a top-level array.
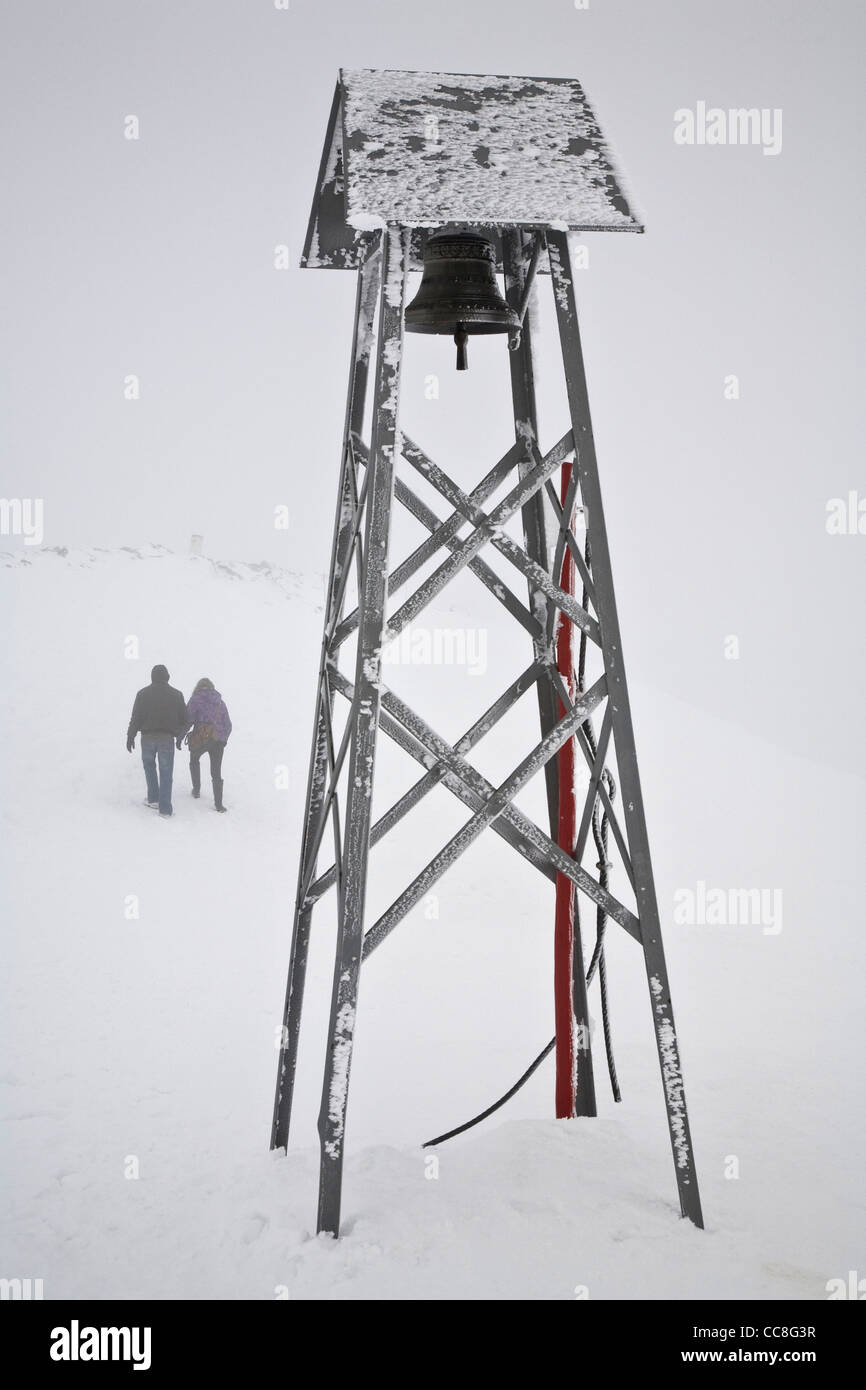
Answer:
[{"left": 1, "top": 546, "right": 863, "bottom": 1300}]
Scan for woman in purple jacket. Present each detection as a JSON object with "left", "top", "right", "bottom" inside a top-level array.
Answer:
[{"left": 184, "top": 678, "right": 232, "bottom": 812}]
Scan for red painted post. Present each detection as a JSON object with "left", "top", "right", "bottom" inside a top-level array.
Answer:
[{"left": 554, "top": 462, "right": 578, "bottom": 1118}]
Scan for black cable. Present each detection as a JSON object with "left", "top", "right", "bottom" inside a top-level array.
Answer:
[
  {"left": 422, "top": 1039, "right": 556, "bottom": 1148},
  {"left": 592, "top": 769, "right": 621, "bottom": 1102},
  {"left": 579, "top": 538, "right": 620, "bottom": 1100},
  {"left": 423, "top": 530, "right": 623, "bottom": 1150}
]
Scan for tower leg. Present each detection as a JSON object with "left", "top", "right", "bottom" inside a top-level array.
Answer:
[
  {"left": 316, "top": 228, "right": 408, "bottom": 1236},
  {"left": 548, "top": 229, "right": 704, "bottom": 1227},
  {"left": 504, "top": 229, "right": 597, "bottom": 1119},
  {"left": 503, "top": 230, "right": 560, "bottom": 838},
  {"left": 270, "top": 237, "right": 382, "bottom": 1153}
]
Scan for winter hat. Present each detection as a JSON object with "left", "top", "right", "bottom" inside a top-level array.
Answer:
[
  {"left": 151, "top": 664, "right": 170, "bottom": 683},
  {"left": 194, "top": 677, "right": 215, "bottom": 694}
]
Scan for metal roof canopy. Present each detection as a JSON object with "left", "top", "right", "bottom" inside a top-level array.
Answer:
[{"left": 302, "top": 69, "right": 643, "bottom": 271}]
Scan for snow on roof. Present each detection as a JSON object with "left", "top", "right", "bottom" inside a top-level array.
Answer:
[{"left": 302, "top": 69, "right": 642, "bottom": 270}]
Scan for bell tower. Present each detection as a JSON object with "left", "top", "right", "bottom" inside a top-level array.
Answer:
[{"left": 272, "top": 68, "right": 704, "bottom": 1238}]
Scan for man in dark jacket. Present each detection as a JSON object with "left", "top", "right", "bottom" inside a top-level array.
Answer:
[{"left": 127, "top": 664, "right": 188, "bottom": 817}]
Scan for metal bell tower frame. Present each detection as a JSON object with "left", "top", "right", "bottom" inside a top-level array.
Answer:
[{"left": 272, "top": 70, "right": 703, "bottom": 1237}]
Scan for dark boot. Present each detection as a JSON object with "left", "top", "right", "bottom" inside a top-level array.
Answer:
[
  {"left": 213, "top": 777, "right": 226, "bottom": 812},
  {"left": 190, "top": 758, "right": 201, "bottom": 798}
]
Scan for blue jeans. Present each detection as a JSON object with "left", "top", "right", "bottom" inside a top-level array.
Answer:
[{"left": 141, "top": 734, "right": 175, "bottom": 815}]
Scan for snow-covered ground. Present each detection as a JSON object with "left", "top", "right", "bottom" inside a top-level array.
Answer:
[{"left": 1, "top": 545, "right": 863, "bottom": 1299}]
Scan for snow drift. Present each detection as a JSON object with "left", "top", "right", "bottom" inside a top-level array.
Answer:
[{"left": 0, "top": 545, "right": 863, "bottom": 1299}]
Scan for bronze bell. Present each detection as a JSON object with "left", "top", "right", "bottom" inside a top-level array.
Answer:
[{"left": 405, "top": 230, "right": 521, "bottom": 370}]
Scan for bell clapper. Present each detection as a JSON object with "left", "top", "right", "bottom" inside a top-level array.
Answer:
[
  {"left": 454, "top": 325, "right": 469, "bottom": 371},
  {"left": 508, "top": 328, "right": 522, "bottom": 352}
]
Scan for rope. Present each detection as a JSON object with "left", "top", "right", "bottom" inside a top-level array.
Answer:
[
  {"left": 578, "top": 534, "right": 620, "bottom": 1101},
  {"left": 422, "top": 528, "right": 622, "bottom": 1150},
  {"left": 592, "top": 768, "right": 621, "bottom": 1102}
]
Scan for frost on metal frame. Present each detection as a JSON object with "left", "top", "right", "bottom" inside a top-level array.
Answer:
[
  {"left": 650, "top": 976, "right": 691, "bottom": 1173},
  {"left": 325, "top": 994, "right": 356, "bottom": 1159},
  {"left": 301, "top": 70, "right": 644, "bottom": 272},
  {"left": 282, "top": 89, "right": 705, "bottom": 1235},
  {"left": 342, "top": 70, "right": 641, "bottom": 230}
]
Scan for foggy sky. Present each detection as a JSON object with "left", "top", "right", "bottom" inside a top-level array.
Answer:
[{"left": 1, "top": 0, "right": 863, "bottom": 776}]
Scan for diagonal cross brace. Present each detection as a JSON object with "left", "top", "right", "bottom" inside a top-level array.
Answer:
[
  {"left": 322, "top": 464, "right": 371, "bottom": 648},
  {"left": 391, "top": 474, "right": 540, "bottom": 640},
  {"left": 320, "top": 665, "right": 639, "bottom": 942},
  {"left": 383, "top": 431, "right": 574, "bottom": 644},
  {"left": 331, "top": 440, "right": 532, "bottom": 649},
  {"left": 307, "top": 661, "right": 548, "bottom": 901},
  {"left": 296, "top": 668, "right": 358, "bottom": 907},
  {"left": 544, "top": 475, "right": 597, "bottom": 615},
  {"left": 574, "top": 722, "right": 635, "bottom": 889},
  {"left": 364, "top": 676, "right": 639, "bottom": 944},
  {"left": 362, "top": 674, "right": 641, "bottom": 956},
  {"left": 549, "top": 670, "right": 635, "bottom": 892},
  {"left": 401, "top": 435, "right": 601, "bottom": 646},
  {"left": 324, "top": 667, "right": 564, "bottom": 892},
  {"left": 573, "top": 704, "right": 615, "bottom": 865}
]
